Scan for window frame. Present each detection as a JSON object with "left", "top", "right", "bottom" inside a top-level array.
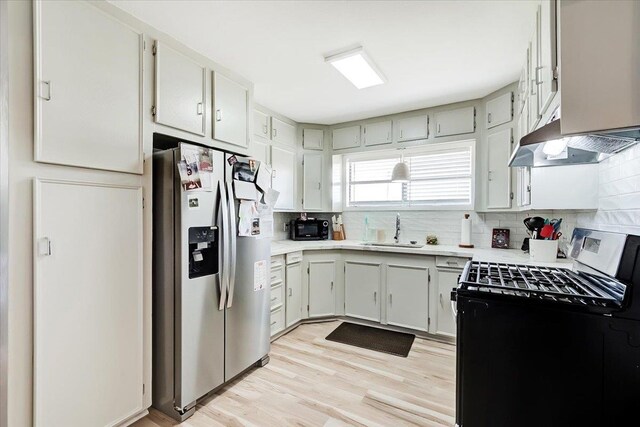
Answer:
[{"left": 341, "top": 139, "right": 476, "bottom": 211}]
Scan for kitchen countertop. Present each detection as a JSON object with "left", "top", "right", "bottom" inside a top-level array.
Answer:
[{"left": 271, "top": 239, "right": 573, "bottom": 268}]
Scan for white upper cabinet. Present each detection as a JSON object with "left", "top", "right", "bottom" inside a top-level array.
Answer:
[
  {"left": 303, "top": 128, "right": 324, "bottom": 150},
  {"left": 303, "top": 154, "right": 323, "bottom": 211},
  {"left": 362, "top": 120, "right": 392, "bottom": 146},
  {"left": 386, "top": 264, "right": 429, "bottom": 332},
  {"left": 434, "top": 106, "right": 475, "bottom": 137},
  {"left": 395, "top": 114, "right": 429, "bottom": 142},
  {"left": 250, "top": 139, "right": 270, "bottom": 167},
  {"left": 34, "top": 0, "right": 143, "bottom": 174},
  {"left": 271, "top": 117, "right": 297, "bottom": 146},
  {"left": 332, "top": 125, "right": 361, "bottom": 150},
  {"left": 154, "top": 41, "right": 206, "bottom": 136},
  {"left": 486, "top": 128, "right": 513, "bottom": 209},
  {"left": 254, "top": 109, "right": 270, "bottom": 139},
  {"left": 486, "top": 92, "right": 513, "bottom": 129},
  {"left": 536, "top": 1, "right": 557, "bottom": 116},
  {"left": 528, "top": 19, "right": 540, "bottom": 132},
  {"left": 529, "top": 164, "right": 598, "bottom": 210},
  {"left": 308, "top": 260, "right": 336, "bottom": 318},
  {"left": 213, "top": 72, "right": 248, "bottom": 148},
  {"left": 560, "top": 0, "right": 640, "bottom": 134},
  {"left": 271, "top": 145, "right": 296, "bottom": 210}
]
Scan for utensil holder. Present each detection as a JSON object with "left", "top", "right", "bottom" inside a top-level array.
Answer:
[{"left": 529, "top": 239, "right": 558, "bottom": 263}]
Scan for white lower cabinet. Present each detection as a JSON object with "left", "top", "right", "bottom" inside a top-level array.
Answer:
[
  {"left": 345, "top": 260, "right": 381, "bottom": 322},
  {"left": 386, "top": 264, "right": 429, "bottom": 331},
  {"left": 286, "top": 261, "right": 303, "bottom": 327},
  {"left": 435, "top": 269, "right": 460, "bottom": 337},
  {"left": 308, "top": 260, "right": 336, "bottom": 317},
  {"left": 270, "top": 256, "right": 285, "bottom": 337},
  {"left": 33, "top": 179, "right": 144, "bottom": 426}
]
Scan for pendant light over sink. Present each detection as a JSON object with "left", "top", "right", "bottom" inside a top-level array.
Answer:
[{"left": 391, "top": 152, "right": 410, "bottom": 183}]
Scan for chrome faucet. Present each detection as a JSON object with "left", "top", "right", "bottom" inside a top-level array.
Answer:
[{"left": 394, "top": 213, "right": 401, "bottom": 243}]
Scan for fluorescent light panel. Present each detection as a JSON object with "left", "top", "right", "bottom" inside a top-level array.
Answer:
[{"left": 325, "top": 47, "right": 385, "bottom": 89}]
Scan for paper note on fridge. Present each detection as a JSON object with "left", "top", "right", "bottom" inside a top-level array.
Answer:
[
  {"left": 233, "top": 180, "right": 260, "bottom": 200},
  {"left": 238, "top": 200, "right": 257, "bottom": 236},
  {"left": 255, "top": 164, "right": 272, "bottom": 193}
]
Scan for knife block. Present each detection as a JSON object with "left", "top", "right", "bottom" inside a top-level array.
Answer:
[{"left": 333, "top": 225, "right": 345, "bottom": 241}]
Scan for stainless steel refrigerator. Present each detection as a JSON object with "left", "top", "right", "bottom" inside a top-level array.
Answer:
[{"left": 152, "top": 142, "right": 271, "bottom": 421}]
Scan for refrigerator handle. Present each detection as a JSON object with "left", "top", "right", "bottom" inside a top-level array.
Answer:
[
  {"left": 225, "top": 181, "right": 237, "bottom": 308},
  {"left": 218, "top": 181, "right": 229, "bottom": 311}
]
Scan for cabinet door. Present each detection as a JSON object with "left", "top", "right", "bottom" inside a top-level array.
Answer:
[
  {"left": 435, "top": 269, "right": 459, "bottom": 337},
  {"left": 34, "top": 179, "right": 143, "bottom": 426},
  {"left": 518, "top": 100, "right": 529, "bottom": 143},
  {"left": 363, "top": 120, "right": 392, "bottom": 146},
  {"left": 537, "top": 1, "right": 557, "bottom": 116},
  {"left": 271, "top": 145, "right": 296, "bottom": 210},
  {"left": 487, "top": 128, "right": 512, "bottom": 209},
  {"left": 251, "top": 139, "right": 270, "bottom": 167},
  {"left": 303, "top": 154, "right": 322, "bottom": 210},
  {"left": 395, "top": 115, "right": 429, "bottom": 142},
  {"left": 254, "top": 110, "right": 270, "bottom": 139},
  {"left": 308, "top": 261, "right": 336, "bottom": 317},
  {"left": 528, "top": 28, "right": 540, "bottom": 132},
  {"left": 345, "top": 261, "right": 381, "bottom": 322},
  {"left": 213, "top": 72, "right": 248, "bottom": 148},
  {"left": 434, "top": 106, "right": 475, "bottom": 137},
  {"left": 303, "top": 128, "right": 324, "bottom": 150},
  {"left": 271, "top": 117, "right": 297, "bottom": 146},
  {"left": 387, "top": 264, "right": 429, "bottom": 331},
  {"left": 286, "top": 262, "right": 303, "bottom": 327},
  {"left": 517, "top": 167, "right": 531, "bottom": 208},
  {"left": 34, "top": 0, "right": 143, "bottom": 174},
  {"left": 154, "top": 41, "right": 206, "bottom": 136},
  {"left": 530, "top": 164, "right": 598, "bottom": 210},
  {"left": 332, "top": 125, "right": 361, "bottom": 150},
  {"left": 486, "top": 92, "right": 513, "bottom": 129}
]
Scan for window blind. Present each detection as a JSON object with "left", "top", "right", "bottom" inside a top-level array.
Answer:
[{"left": 346, "top": 143, "right": 473, "bottom": 207}]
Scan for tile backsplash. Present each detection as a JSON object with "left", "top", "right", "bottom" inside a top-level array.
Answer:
[{"left": 273, "top": 143, "right": 640, "bottom": 246}]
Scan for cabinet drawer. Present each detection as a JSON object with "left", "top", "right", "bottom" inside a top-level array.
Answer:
[
  {"left": 270, "top": 265, "right": 284, "bottom": 286},
  {"left": 286, "top": 251, "right": 303, "bottom": 265},
  {"left": 436, "top": 256, "right": 469, "bottom": 269},
  {"left": 270, "top": 305, "right": 285, "bottom": 336},
  {"left": 270, "top": 283, "right": 284, "bottom": 309}
]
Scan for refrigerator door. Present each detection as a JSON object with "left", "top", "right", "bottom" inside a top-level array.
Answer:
[
  {"left": 175, "top": 145, "right": 226, "bottom": 409},
  {"left": 224, "top": 154, "right": 271, "bottom": 381}
]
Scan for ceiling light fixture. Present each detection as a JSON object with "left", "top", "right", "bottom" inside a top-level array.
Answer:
[{"left": 325, "top": 46, "right": 385, "bottom": 89}]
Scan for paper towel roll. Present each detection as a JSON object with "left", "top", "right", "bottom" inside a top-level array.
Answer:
[{"left": 460, "top": 214, "right": 473, "bottom": 248}]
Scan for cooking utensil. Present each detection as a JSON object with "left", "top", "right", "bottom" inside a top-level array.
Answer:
[
  {"left": 524, "top": 217, "right": 546, "bottom": 239},
  {"left": 540, "top": 224, "right": 555, "bottom": 239}
]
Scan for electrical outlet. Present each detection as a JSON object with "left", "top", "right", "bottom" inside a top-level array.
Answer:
[{"left": 283, "top": 222, "right": 289, "bottom": 232}]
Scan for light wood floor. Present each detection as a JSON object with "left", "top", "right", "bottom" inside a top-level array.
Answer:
[{"left": 134, "top": 321, "right": 456, "bottom": 427}]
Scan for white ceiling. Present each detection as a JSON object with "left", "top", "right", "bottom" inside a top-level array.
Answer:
[{"left": 110, "top": 0, "right": 538, "bottom": 125}]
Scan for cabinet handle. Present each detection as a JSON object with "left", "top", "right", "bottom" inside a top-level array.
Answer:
[
  {"left": 488, "top": 170, "right": 493, "bottom": 182},
  {"left": 400, "top": 130, "right": 403, "bottom": 139},
  {"left": 273, "top": 128, "right": 278, "bottom": 138},
  {"left": 535, "top": 66, "right": 543, "bottom": 85},
  {"left": 389, "top": 293, "right": 392, "bottom": 305},
  {"left": 447, "top": 260, "right": 458, "bottom": 266},
  {"left": 263, "top": 124, "right": 268, "bottom": 135},
  {"left": 197, "top": 102, "right": 203, "bottom": 116},
  {"left": 271, "top": 320, "right": 277, "bottom": 326},
  {"left": 38, "top": 237, "right": 52, "bottom": 256},
  {"left": 331, "top": 281, "right": 334, "bottom": 291},
  {"left": 488, "top": 112, "right": 492, "bottom": 124},
  {"left": 374, "top": 291, "right": 377, "bottom": 303},
  {"left": 387, "top": 131, "right": 391, "bottom": 141},
  {"left": 437, "top": 123, "right": 441, "bottom": 134},
  {"left": 289, "top": 288, "right": 292, "bottom": 297},
  {"left": 271, "top": 296, "right": 277, "bottom": 302},
  {"left": 40, "top": 80, "right": 52, "bottom": 101},
  {"left": 440, "top": 293, "right": 444, "bottom": 307},
  {"left": 216, "top": 109, "right": 222, "bottom": 121},
  {"left": 317, "top": 182, "right": 321, "bottom": 190}
]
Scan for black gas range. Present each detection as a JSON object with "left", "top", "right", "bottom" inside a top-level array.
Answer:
[{"left": 452, "top": 228, "right": 640, "bottom": 427}]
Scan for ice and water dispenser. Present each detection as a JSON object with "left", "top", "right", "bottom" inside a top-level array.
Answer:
[{"left": 188, "top": 226, "right": 218, "bottom": 279}]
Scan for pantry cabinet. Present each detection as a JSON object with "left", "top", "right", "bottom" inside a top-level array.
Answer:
[
  {"left": 271, "top": 145, "right": 296, "bottom": 210},
  {"left": 213, "top": 72, "right": 248, "bottom": 148},
  {"left": 308, "top": 260, "right": 336, "bottom": 317},
  {"left": 154, "top": 41, "right": 206, "bottom": 136},
  {"left": 434, "top": 106, "right": 475, "bottom": 137},
  {"left": 33, "top": 179, "right": 143, "bottom": 426},
  {"left": 395, "top": 114, "right": 429, "bottom": 142},
  {"left": 345, "top": 260, "right": 381, "bottom": 322},
  {"left": 486, "top": 92, "right": 513, "bottom": 129},
  {"left": 286, "top": 260, "right": 303, "bottom": 327},
  {"left": 254, "top": 109, "right": 271, "bottom": 139},
  {"left": 34, "top": 0, "right": 143, "bottom": 174},
  {"left": 362, "top": 120, "right": 393, "bottom": 146},
  {"left": 486, "top": 128, "right": 513, "bottom": 209},
  {"left": 386, "top": 264, "right": 429, "bottom": 331},
  {"left": 303, "top": 154, "right": 323, "bottom": 211},
  {"left": 332, "top": 125, "right": 361, "bottom": 150},
  {"left": 271, "top": 117, "right": 297, "bottom": 146},
  {"left": 303, "top": 128, "right": 324, "bottom": 150}
]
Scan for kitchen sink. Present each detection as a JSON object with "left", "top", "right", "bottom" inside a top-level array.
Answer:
[{"left": 362, "top": 242, "right": 425, "bottom": 249}]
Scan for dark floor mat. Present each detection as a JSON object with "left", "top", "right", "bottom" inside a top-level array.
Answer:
[{"left": 325, "top": 322, "right": 415, "bottom": 357}]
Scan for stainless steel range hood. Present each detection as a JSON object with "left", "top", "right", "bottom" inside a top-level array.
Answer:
[{"left": 509, "top": 119, "right": 640, "bottom": 168}]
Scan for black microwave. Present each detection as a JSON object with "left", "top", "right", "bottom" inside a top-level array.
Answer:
[{"left": 290, "top": 218, "right": 329, "bottom": 240}]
